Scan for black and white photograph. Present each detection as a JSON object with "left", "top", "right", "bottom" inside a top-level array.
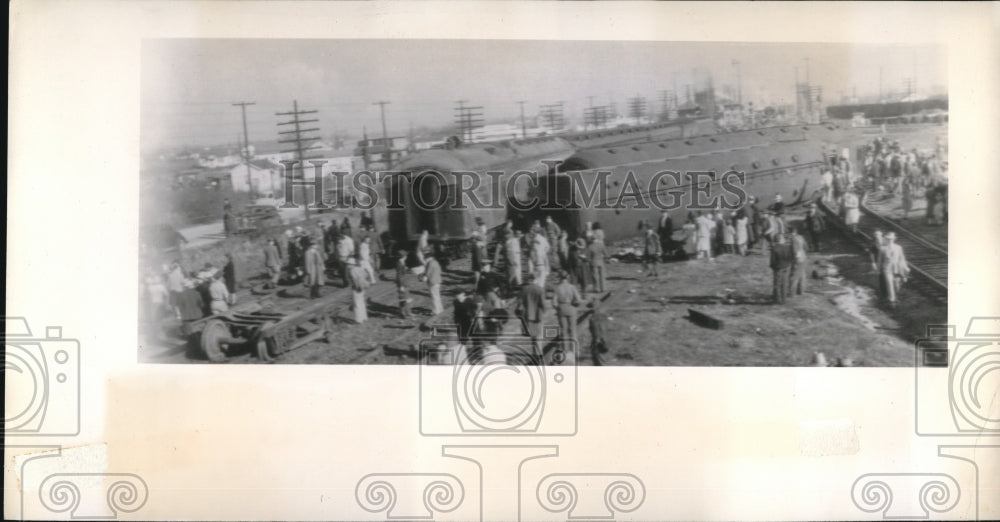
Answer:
[
  {"left": 9, "top": 2, "right": 1000, "bottom": 521},
  {"left": 139, "top": 39, "right": 948, "bottom": 366}
]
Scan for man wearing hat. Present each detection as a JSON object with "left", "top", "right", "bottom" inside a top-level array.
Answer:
[
  {"left": 587, "top": 299, "right": 610, "bottom": 366},
  {"left": 553, "top": 270, "right": 583, "bottom": 353},
  {"left": 804, "top": 203, "right": 826, "bottom": 252},
  {"left": 175, "top": 278, "right": 205, "bottom": 334},
  {"left": 516, "top": 272, "right": 548, "bottom": 353},
  {"left": 789, "top": 226, "right": 809, "bottom": 297},
  {"left": 336, "top": 231, "right": 355, "bottom": 288},
  {"left": 504, "top": 230, "right": 523, "bottom": 291},
  {"left": 395, "top": 250, "right": 414, "bottom": 320},
  {"left": 769, "top": 233, "right": 794, "bottom": 305},
  {"left": 264, "top": 239, "right": 283, "bottom": 289},
  {"left": 347, "top": 257, "right": 370, "bottom": 323},
  {"left": 587, "top": 235, "right": 607, "bottom": 292},
  {"left": 842, "top": 188, "right": 860, "bottom": 235},
  {"left": 425, "top": 252, "right": 443, "bottom": 316},
  {"left": 303, "top": 238, "right": 325, "bottom": 299},
  {"left": 208, "top": 271, "right": 231, "bottom": 314},
  {"left": 657, "top": 210, "right": 674, "bottom": 260},
  {"left": 642, "top": 226, "right": 662, "bottom": 277},
  {"left": 876, "top": 231, "right": 909, "bottom": 308}
]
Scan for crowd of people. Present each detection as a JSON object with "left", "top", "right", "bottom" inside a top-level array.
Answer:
[{"left": 147, "top": 137, "right": 933, "bottom": 360}]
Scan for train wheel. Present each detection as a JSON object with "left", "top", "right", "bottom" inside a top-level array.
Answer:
[
  {"left": 255, "top": 321, "right": 276, "bottom": 362},
  {"left": 200, "top": 319, "right": 230, "bottom": 362}
]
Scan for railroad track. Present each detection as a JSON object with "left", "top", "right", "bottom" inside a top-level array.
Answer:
[{"left": 818, "top": 195, "right": 947, "bottom": 303}]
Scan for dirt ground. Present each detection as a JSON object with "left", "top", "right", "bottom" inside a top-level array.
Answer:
[
  {"left": 140, "top": 124, "right": 948, "bottom": 366},
  {"left": 141, "top": 203, "right": 944, "bottom": 366}
]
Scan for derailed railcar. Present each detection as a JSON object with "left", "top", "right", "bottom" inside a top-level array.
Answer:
[
  {"left": 386, "top": 136, "right": 576, "bottom": 254},
  {"left": 521, "top": 139, "right": 831, "bottom": 242}
]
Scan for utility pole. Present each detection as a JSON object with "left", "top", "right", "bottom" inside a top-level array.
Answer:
[
  {"left": 454, "top": 100, "right": 484, "bottom": 143},
  {"left": 878, "top": 66, "right": 883, "bottom": 103},
  {"left": 731, "top": 60, "right": 742, "bottom": 106},
  {"left": 627, "top": 95, "right": 647, "bottom": 125},
  {"left": 539, "top": 102, "right": 565, "bottom": 132},
  {"left": 232, "top": 101, "right": 256, "bottom": 198},
  {"left": 276, "top": 100, "right": 321, "bottom": 220},
  {"left": 373, "top": 100, "right": 392, "bottom": 168},
  {"left": 517, "top": 100, "right": 528, "bottom": 138}
]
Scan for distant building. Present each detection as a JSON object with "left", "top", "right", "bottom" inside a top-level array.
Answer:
[{"left": 230, "top": 159, "right": 283, "bottom": 194}]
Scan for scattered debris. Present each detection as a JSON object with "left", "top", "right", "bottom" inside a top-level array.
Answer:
[{"left": 688, "top": 309, "right": 724, "bottom": 330}]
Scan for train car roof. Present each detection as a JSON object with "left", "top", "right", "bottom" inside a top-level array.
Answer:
[
  {"left": 395, "top": 136, "right": 574, "bottom": 172},
  {"left": 559, "top": 138, "right": 829, "bottom": 180},
  {"left": 563, "top": 122, "right": 849, "bottom": 170}
]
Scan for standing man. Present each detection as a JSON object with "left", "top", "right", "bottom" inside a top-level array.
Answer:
[
  {"left": 789, "top": 227, "right": 808, "bottom": 297},
  {"left": 571, "top": 238, "right": 589, "bottom": 293},
  {"left": 208, "top": 271, "right": 231, "bottom": 314},
  {"left": 264, "top": 239, "right": 282, "bottom": 289},
  {"left": 348, "top": 257, "right": 370, "bottom": 324},
  {"left": 587, "top": 236, "right": 608, "bottom": 293},
  {"left": 769, "top": 233, "right": 794, "bottom": 305},
  {"left": 303, "top": 239, "right": 325, "bottom": 299},
  {"left": 552, "top": 271, "right": 583, "bottom": 353},
  {"left": 505, "top": 230, "right": 523, "bottom": 292},
  {"left": 877, "top": 232, "right": 909, "bottom": 309},
  {"left": 424, "top": 252, "right": 443, "bottom": 316},
  {"left": 516, "top": 273, "right": 548, "bottom": 353},
  {"left": 642, "top": 226, "right": 661, "bottom": 277},
  {"left": 843, "top": 189, "right": 861, "bottom": 235},
  {"left": 336, "top": 232, "right": 355, "bottom": 288},
  {"left": 358, "top": 236, "right": 377, "bottom": 285},
  {"left": 657, "top": 210, "right": 673, "bottom": 260},
  {"left": 747, "top": 196, "right": 762, "bottom": 250},
  {"left": 166, "top": 261, "right": 186, "bottom": 319},
  {"left": 804, "top": 203, "right": 826, "bottom": 252},
  {"left": 695, "top": 211, "right": 714, "bottom": 260},
  {"left": 395, "top": 250, "right": 415, "bottom": 320},
  {"left": 530, "top": 232, "right": 550, "bottom": 284},
  {"left": 588, "top": 300, "right": 609, "bottom": 366},
  {"left": 544, "top": 216, "right": 561, "bottom": 266},
  {"left": 223, "top": 253, "right": 239, "bottom": 295},
  {"left": 453, "top": 290, "right": 474, "bottom": 343}
]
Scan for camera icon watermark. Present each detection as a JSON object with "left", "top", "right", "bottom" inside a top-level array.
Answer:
[
  {"left": 3, "top": 317, "right": 81, "bottom": 436},
  {"left": 419, "top": 314, "right": 578, "bottom": 436},
  {"left": 914, "top": 317, "right": 1000, "bottom": 436}
]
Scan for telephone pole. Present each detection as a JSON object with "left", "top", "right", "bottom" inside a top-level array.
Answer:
[
  {"left": 373, "top": 100, "right": 392, "bottom": 168},
  {"left": 627, "top": 95, "right": 647, "bottom": 125},
  {"left": 276, "top": 100, "right": 321, "bottom": 220},
  {"left": 232, "top": 101, "right": 256, "bottom": 198},
  {"left": 731, "top": 60, "right": 742, "bottom": 106},
  {"left": 517, "top": 100, "right": 528, "bottom": 138},
  {"left": 454, "top": 100, "right": 484, "bottom": 143}
]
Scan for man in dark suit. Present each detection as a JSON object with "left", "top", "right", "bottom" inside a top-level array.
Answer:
[
  {"left": 516, "top": 273, "right": 548, "bottom": 353},
  {"left": 657, "top": 211, "right": 673, "bottom": 260},
  {"left": 803, "top": 203, "right": 826, "bottom": 252},
  {"left": 452, "top": 290, "right": 475, "bottom": 343},
  {"left": 588, "top": 300, "right": 609, "bottom": 366},
  {"left": 769, "top": 233, "right": 794, "bottom": 304}
]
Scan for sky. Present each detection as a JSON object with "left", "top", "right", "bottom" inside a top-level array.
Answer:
[{"left": 141, "top": 39, "right": 946, "bottom": 151}]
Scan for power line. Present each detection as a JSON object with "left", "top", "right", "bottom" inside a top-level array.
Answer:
[
  {"left": 276, "top": 99, "right": 321, "bottom": 220},
  {"left": 373, "top": 100, "right": 393, "bottom": 168},
  {"left": 453, "top": 100, "right": 484, "bottom": 143},
  {"left": 627, "top": 95, "right": 647, "bottom": 125},
  {"left": 516, "top": 100, "right": 527, "bottom": 138},
  {"left": 232, "top": 101, "right": 256, "bottom": 199}
]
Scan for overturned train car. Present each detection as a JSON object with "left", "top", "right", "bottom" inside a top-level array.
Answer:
[
  {"left": 518, "top": 127, "right": 845, "bottom": 242},
  {"left": 386, "top": 136, "right": 576, "bottom": 252}
]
